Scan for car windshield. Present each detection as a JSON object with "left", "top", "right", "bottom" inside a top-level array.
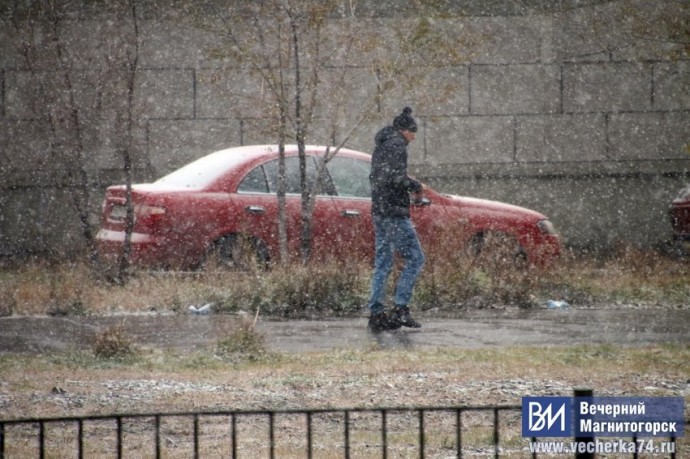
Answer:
[{"left": 154, "top": 149, "right": 249, "bottom": 189}]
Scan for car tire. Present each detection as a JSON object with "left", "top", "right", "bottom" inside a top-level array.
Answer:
[
  {"left": 206, "top": 234, "right": 269, "bottom": 271},
  {"left": 469, "top": 231, "right": 527, "bottom": 269}
]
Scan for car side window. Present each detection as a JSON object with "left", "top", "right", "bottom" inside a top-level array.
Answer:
[
  {"left": 238, "top": 166, "right": 269, "bottom": 193},
  {"left": 262, "top": 156, "right": 332, "bottom": 196},
  {"left": 326, "top": 156, "right": 371, "bottom": 198}
]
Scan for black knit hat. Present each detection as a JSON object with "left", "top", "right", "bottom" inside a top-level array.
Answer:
[{"left": 393, "top": 106, "right": 417, "bottom": 132}]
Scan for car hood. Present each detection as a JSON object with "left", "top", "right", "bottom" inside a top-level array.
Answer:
[{"left": 444, "top": 194, "right": 547, "bottom": 220}]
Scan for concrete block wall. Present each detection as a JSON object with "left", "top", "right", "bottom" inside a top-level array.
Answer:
[{"left": 0, "top": 0, "right": 688, "bottom": 257}]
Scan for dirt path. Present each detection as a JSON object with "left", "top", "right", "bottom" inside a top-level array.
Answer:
[{"left": 1, "top": 307, "right": 687, "bottom": 355}]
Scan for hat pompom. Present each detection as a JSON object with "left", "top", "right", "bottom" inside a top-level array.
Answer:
[{"left": 402, "top": 106, "right": 412, "bottom": 115}]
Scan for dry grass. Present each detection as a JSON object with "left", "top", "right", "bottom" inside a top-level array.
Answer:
[
  {"left": 92, "top": 323, "right": 137, "bottom": 359},
  {"left": 552, "top": 246, "right": 690, "bottom": 305},
  {"left": 1, "top": 344, "right": 688, "bottom": 457},
  {"left": 1, "top": 245, "right": 687, "bottom": 317},
  {"left": 1, "top": 246, "right": 687, "bottom": 457},
  {"left": 0, "top": 258, "right": 370, "bottom": 317}
]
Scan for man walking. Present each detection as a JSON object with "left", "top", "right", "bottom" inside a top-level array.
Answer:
[{"left": 367, "top": 107, "right": 425, "bottom": 332}]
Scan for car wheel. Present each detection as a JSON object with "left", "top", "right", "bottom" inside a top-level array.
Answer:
[
  {"left": 469, "top": 231, "right": 527, "bottom": 269},
  {"left": 206, "top": 234, "right": 269, "bottom": 271}
]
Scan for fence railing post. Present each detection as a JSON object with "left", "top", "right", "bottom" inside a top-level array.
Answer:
[
  {"left": 455, "top": 409, "right": 462, "bottom": 459},
  {"left": 419, "top": 409, "right": 425, "bottom": 459},
  {"left": 573, "top": 388, "right": 594, "bottom": 459},
  {"left": 344, "top": 410, "right": 350, "bottom": 459},
  {"left": 381, "top": 409, "right": 388, "bottom": 459}
]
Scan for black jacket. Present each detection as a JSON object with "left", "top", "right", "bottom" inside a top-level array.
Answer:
[{"left": 370, "top": 126, "right": 422, "bottom": 218}]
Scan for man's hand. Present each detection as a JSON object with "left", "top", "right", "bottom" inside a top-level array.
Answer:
[
  {"left": 413, "top": 183, "right": 426, "bottom": 197},
  {"left": 412, "top": 184, "right": 430, "bottom": 206}
]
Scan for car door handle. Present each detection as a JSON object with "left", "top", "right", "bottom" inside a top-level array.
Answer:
[
  {"left": 341, "top": 209, "right": 361, "bottom": 218},
  {"left": 245, "top": 205, "right": 265, "bottom": 214}
]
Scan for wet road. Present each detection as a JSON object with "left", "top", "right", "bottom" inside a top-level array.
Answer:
[{"left": 0, "top": 308, "right": 687, "bottom": 354}]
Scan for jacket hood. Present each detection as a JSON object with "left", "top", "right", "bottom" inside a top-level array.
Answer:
[{"left": 375, "top": 126, "right": 398, "bottom": 146}]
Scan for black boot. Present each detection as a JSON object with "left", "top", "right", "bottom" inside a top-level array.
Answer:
[
  {"left": 390, "top": 306, "right": 422, "bottom": 328},
  {"left": 368, "top": 312, "right": 400, "bottom": 332}
]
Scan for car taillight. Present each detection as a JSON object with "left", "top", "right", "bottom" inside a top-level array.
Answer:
[
  {"left": 106, "top": 203, "right": 127, "bottom": 223},
  {"left": 673, "top": 186, "right": 690, "bottom": 203},
  {"left": 537, "top": 219, "right": 558, "bottom": 235}
]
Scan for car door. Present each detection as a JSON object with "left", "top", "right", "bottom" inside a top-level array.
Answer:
[
  {"left": 233, "top": 159, "right": 284, "bottom": 257},
  {"left": 324, "top": 155, "right": 375, "bottom": 262},
  {"left": 236, "top": 155, "right": 339, "bottom": 262},
  {"left": 277, "top": 155, "right": 343, "bottom": 262}
]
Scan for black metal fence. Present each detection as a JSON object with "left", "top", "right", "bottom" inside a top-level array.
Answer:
[{"left": 1, "top": 405, "right": 685, "bottom": 459}]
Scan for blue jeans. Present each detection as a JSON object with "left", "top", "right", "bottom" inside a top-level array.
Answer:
[{"left": 367, "top": 216, "right": 425, "bottom": 314}]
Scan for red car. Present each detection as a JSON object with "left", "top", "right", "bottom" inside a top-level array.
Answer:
[
  {"left": 670, "top": 184, "right": 690, "bottom": 254},
  {"left": 96, "top": 145, "right": 561, "bottom": 269}
]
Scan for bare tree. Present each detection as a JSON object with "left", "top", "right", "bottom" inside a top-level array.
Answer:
[
  {"left": 115, "top": 0, "right": 141, "bottom": 283},
  {"left": 285, "top": 1, "right": 324, "bottom": 263},
  {"left": 6, "top": 0, "right": 148, "bottom": 280},
  {"left": 200, "top": 0, "right": 471, "bottom": 263},
  {"left": 207, "top": 1, "right": 296, "bottom": 263}
]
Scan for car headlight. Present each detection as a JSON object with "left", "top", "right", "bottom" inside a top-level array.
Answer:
[{"left": 537, "top": 219, "right": 558, "bottom": 235}]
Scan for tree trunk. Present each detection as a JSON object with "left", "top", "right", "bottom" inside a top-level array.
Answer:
[{"left": 116, "top": 1, "right": 139, "bottom": 284}]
